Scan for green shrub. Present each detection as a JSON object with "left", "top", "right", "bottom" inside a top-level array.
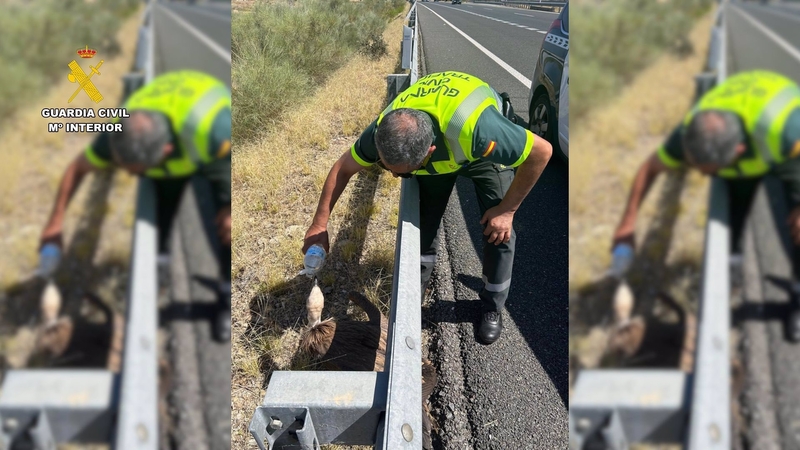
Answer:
[
  {"left": 0, "top": 0, "right": 140, "bottom": 120},
  {"left": 572, "top": 0, "right": 713, "bottom": 119},
  {"left": 231, "top": 0, "right": 405, "bottom": 143}
]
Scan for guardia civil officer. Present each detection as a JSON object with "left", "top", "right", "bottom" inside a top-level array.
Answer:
[
  {"left": 40, "top": 70, "right": 233, "bottom": 342},
  {"left": 302, "top": 71, "right": 553, "bottom": 345},
  {"left": 612, "top": 70, "right": 800, "bottom": 342}
]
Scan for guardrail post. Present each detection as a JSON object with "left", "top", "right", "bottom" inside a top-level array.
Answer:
[{"left": 402, "top": 25, "right": 413, "bottom": 70}]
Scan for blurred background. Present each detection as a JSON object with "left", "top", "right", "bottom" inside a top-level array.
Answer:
[
  {"left": 0, "top": 0, "right": 231, "bottom": 449},
  {"left": 570, "top": 0, "right": 800, "bottom": 448}
]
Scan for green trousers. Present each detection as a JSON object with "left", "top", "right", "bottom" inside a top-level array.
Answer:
[
  {"left": 153, "top": 176, "right": 231, "bottom": 284},
  {"left": 418, "top": 159, "right": 516, "bottom": 312},
  {"left": 726, "top": 176, "right": 800, "bottom": 281}
]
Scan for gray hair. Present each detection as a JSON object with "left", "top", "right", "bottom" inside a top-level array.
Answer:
[
  {"left": 375, "top": 108, "right": 434, "bottom": 167},
  {"left": 109, "top": 111, "right": 172, "bottom": 166},
  {"left": 682, "top": 110, "right": 744, "bottom": 166}
]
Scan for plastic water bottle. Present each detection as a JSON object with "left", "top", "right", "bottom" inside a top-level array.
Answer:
[
  {"left": 610, "top": 243, "right": 634, "bottom": 279},
  {"left": 38, "top": 243, "right": 62, "bottom": 278},
  {"left": 299, "top": 244, "right": 326, "bottom": 278}
]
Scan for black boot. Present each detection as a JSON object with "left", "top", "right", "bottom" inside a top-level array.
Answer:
[
  {"left": 213, "top": 281, "right": 231, "bottom": 342},
  {"left": 788, "top": 307, "right": 800, "bottom": 343},
  {"left": 478, "top": 310, "right": 503, "bottom": 345}
]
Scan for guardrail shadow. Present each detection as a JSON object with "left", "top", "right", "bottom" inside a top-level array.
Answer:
[
  {"left": 60, "top": 171, "right": 121, "bottom": 312},
  {"left": 440, "top": 152, "right": 569, "bottom": 405}
]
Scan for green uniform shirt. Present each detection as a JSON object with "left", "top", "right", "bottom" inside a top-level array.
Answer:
[
  {"left": 84, "top": 108, "right": 232, "bottom": 204},
  {"left": 657, "top": 107, "right": 800, "bottom": 202},
  {"left": 352, "top": 106, "right": 530, "bottom": 172}
]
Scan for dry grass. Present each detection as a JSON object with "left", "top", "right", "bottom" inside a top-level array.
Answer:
[
  {"left": 569, "top": 11, "right": 715, "bottom": 367},
  {"left": 230, "top": 6, "right": 407, "bottom": 448},
  {"left": 0, "top": 3, "right": 142, "bottom": 403}
]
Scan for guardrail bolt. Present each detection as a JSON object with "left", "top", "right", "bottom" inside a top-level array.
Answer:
[
  {"left": 3, "top": 418, "right": 18, "bottom": 432},
  {"left": 268, "top": 418, "right": 283, "bottom": 433},
  {"left": 136, "top": 423, "right": 148, "bottom": 443},
  {"left": 576, "top": 418, "right": 591, "bottom": 432},
  {"left": 401, "top": 423, "right": 413, "bottom": 442},
  {"left": 405, "top": 336, "right": 415, "bottom": 350},
  {"left": 709, "top": 423, "right": 721, "bottom": 442}
]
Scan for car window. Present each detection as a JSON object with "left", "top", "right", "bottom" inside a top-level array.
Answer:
[{"left": 561, "top": 3, "right": 569, "bottom": 34}]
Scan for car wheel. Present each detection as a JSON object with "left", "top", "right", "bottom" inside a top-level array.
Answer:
[{"left": 529, "top": 92, "right": 563, "bottom": 160}]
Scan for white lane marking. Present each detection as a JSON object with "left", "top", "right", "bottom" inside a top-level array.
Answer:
[
  {"left": 743, "top": 2, "right": 800, "bottom": 25},
  {"left": 169, "top": 3, "right": 231, "bottom": 22},
  {"left": 515, "top": 12, "right": 537, "bottom": 17},
  {"left": 730, "top": 4, "right": 800, "bottom": 64},
  {"left": 158, "top": 4, "right": 231, "bottom": 65},
  {"left": 421, "top": 5, "right": 531, "bottom": 88},
  {"left": 537, "top": 30, "right": 547, "bottom": 34},
  {"left": 438, "top": 4, "right": 546, "bottom": 32}
]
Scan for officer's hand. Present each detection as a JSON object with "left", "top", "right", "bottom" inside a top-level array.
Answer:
[
  {"left": 216, "top": 205, "right": 231, "bottom": 246},
  {"left": 303, "top": 224, "right": 329, "bottom": 255},
  {"left": 40, "top": 224, "right": 63, "bottom": 250},
  {"left": 787, "top": 206, "right": 800, "bottom": 245},
  {"left": 480, "top": 206, "right": 514, "bottom": 246},
  {"left": 611, "top": 224, "right": 635, "bottom": 251}
]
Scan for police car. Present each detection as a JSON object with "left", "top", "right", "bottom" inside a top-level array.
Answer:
[{"left": 527, "top": 3, "right": 568, "bottom": 159}]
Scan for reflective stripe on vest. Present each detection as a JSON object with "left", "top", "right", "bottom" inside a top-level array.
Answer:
[
  {"left": 119, "top": 71, "right": 230, "bottom": 179},
  {"left": 181, "top": 85, "right": 231, "bottom": 167},
  {"left": 378, "top": 72, "right": 500, "bottom": 175},
  {"left": 684, "top": 71, "right": 800, "bottom": 179}
]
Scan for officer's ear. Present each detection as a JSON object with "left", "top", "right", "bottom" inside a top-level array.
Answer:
[
  {"left": 163, "top": 143, "right": 174, "bottom": 157},
  {"left": 427, "top": 145, "right": 436, "bottom": 155},
  {"left": 734, "top": 142, "right": 747, "bottom": 156}
]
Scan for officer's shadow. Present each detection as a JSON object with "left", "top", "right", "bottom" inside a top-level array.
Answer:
[
  {"left": 1, "top": 170, "right": 124, "bottom": 370},
  {"left": 422, "top": 275, "right": 485, "bottom": 327},
  {"left": 572, "top": 169, "right": 691, "bottom": 334}
]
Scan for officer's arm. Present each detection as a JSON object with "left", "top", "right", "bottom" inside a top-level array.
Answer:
[
  {"left": 304, "top": 150, "right": 366, "bottom": 253},
  {"left": 612, "top": 152, "right": 671, "bottom": 247},
  {"left": 40, "top": 153, "right": 100, "bottom": 248},
  {"left": 496, "top": 134, "right": 552, "bottom": 214}
]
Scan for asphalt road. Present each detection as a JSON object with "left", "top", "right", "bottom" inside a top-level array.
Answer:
[
  {"left": 153, "top": 0, "right": 232, "bottom": 86},
  {"left": 726, "top": 1, "right": 800, "bottom": 83},
  {"left": 148, "top": 3, "right": 231, "bottom": 449},
  {"left": 723, "top": 2, "right": 800, "bottom": 449},
  {"left": 417, "top": 3, "right": 568, "bottom": 449}
]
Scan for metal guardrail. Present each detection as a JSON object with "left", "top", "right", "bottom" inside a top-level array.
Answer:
[
  {"left": 114, "top": 179, "right": 159, "bottom": 450},
  {"left": 249, "top": 3, "right": 423, "bottom": 449},
  {"left": 569, "top": 2, "right": 729, "bottom": 449},
  {"left": 688, "top": 1, "right": 730, "bottom": 449},
  {"left": 380, "top": 178, "right": 422, "bottom": 448},
  {"left": 116, "top": 1, "right": 160, "bottom": 448}
]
